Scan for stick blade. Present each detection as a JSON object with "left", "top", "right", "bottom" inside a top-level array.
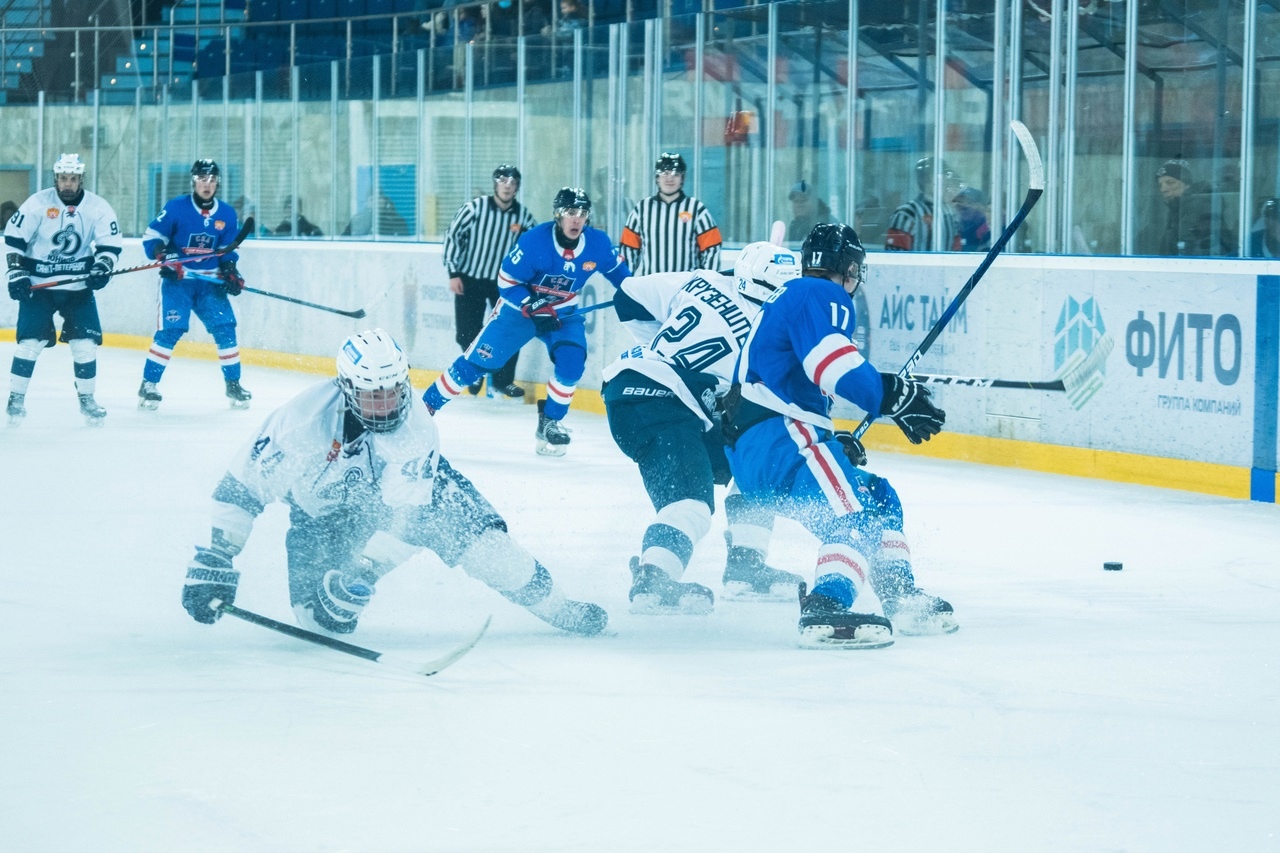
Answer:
[
  {"left": 769, "top": 220, "right": 786, "bottom": 245},
  {"left": 347, "top": 308, "right": 367, "bottom": 319},
  {"left": 1010, "top": 120, "right": 1045, "bottom": 192},
  {"left": 412, "top": 615, "right": 492, "bottom": 677}
]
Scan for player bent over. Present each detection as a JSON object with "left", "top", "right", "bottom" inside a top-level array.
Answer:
[
  {"left": 138, "top": 159, "right": 251, "bottom": 411},
  {"left": 423, "top": 188, "right": 631, "bottom": 456},
  {"left": 180, "top": 329, "right": 607, "bottom": 638},
  {"left": 724, "top": 223, "right": 955, "bottom": 649},
  {"left": 5, "top": 153, "right": 122, "bottom": 426},
  {"left": 603, "top": 243, "right": 804, "bottom": 614}
]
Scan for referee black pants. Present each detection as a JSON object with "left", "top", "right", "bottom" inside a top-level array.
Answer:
[{"left": 454, "top": 273, "right": 518, "bottom": 388}]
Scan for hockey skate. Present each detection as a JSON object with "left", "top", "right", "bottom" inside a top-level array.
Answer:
[
  {"left": 797, "top": 583, "right": 894, "bottom": 650},
  {"left": 6, "top": 392, "right": 25, "bottom": 426},
  {"left": 721, "top": 535, "right": 804, "bottom": 602},
  {"left": 225, "top": 379, "right": 252, "bottom": 409},
  {"left": 78, "top": 393, "right": 106, "bottom": 427},
  {"left": 628, "top": 557, "right": 714, "bottom": 615},
  {"left": 880, "top": 587, "right": 958, "bottom": 636},
  {"left": 535, "top": 399, "right": 570, "bottom": 456},
  {"left": 494, "top": 383, "right": 525, "bottom": 399},
  {"left": 536, "top": 599, "right": 609, "bottom": 636},
  {"left": 138, "top": 380, "right": 162, "bottom": 411}
]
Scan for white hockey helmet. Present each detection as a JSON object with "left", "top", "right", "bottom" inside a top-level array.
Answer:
[
  {"left": 336, "top": 329, "right": 412, "bottom": 433},
  {"left": 53, "top": 153, "right": 86, "bottom": 176},
  {"left": 735, "top": 241, "right": 800, "bottom": 312}
]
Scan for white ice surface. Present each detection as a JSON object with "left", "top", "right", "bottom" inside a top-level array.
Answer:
[{"left": 1, "top": 344, "right": 1277, "bottom": 853}]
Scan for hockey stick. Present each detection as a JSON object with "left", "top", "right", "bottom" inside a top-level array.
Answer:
[
  {"left": 241, "top": 286, "right": 367, "bottom": 318},
  {"left": 910, "top": 373, "right": 1065, "bottom": 391},
  {"left": 852, "top": 120, "right": 1044, "bottom": 441},
  {"left": 215, "top": 601, "right": 491, "bottom": 678},
  {"left": 32, "top": 216, "right": 256, "bottom": 291}
]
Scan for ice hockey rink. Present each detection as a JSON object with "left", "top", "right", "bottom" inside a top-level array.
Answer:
[{"left": 1, "top": 342, "right": 1277, "bottom": 853}]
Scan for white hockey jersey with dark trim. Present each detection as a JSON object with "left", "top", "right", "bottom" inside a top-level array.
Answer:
[{"left": 3, "top": 188, "right": 123, "bottom": 291}]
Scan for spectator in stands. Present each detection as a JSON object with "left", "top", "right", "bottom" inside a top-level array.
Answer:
[
  {"left": 1152, "top": 159, "right": 1234, "bottom": 257},
  {"left": 544, "top": 0, "right": 587, "bottom": 35},
  {"left": 785, "top": 181, "right": 832, "bottom": 242},
  {"left": 1248, "top": 197, "right": 1280, "bottom": 259},
  {"left": 273, "top": 196, "right": 323, "bottom": 238},
  {"left": 953, "top": 186, "right": 991, "bottom": 252},
  {"left": 343, "top": 191, "right": 410, "bottom": 237},
  {"left": 0, "top": 200, "right": 16, "bottom": 231}
]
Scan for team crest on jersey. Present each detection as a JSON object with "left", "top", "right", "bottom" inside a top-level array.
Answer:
[
  {"left": 214, "top": 220, "right": 226, "bottom": 231},
  {"left": 187, "top": 233, "right": 216, "bottom": 253},
  {"left": 476, "top": 343, "right": 495, "bottom": 361},
  {"left": 542, "top": 274, "right": 573, "bottom": 290},
  {"left": 583, "top": 261, "right": 596, "bottom": 271},
  {"left": 166, "top": 310, "right": 182, "bottom": 323},
  {"left": 679, "top": 211, "right": 693, "bottom": 222},
  {"left": 46, "top": 208, "right": 59, "bottom": 219}
]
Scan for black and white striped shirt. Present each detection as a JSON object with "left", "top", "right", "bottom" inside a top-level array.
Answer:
[
  {"left": 620, "top": 192, "right": 722, "bottom": 275},
  {"left": 443, "top": 196, "right": 537, "bottom": 280},
  {"left": 884, "top": 194, "right": 960, "bottom": 252}
]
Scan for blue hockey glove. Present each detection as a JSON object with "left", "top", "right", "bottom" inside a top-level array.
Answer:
[
  {"left": 182, "top": 547, "right": 240, "bottom": 624},
  {"left": 833, "top": 430, "right": 868, "bottom": 467},
  {"left": 879, "top": 373, "right": 945, "bottom": 444},
  {"left": 217, "top": 259, "right": 245, "bottom": 296},
  {"left": 521, "top": 293, "right": 561, "bottom": 335},
  {"left": 85, "top": 254, "right": 114, "bottom": 291}
]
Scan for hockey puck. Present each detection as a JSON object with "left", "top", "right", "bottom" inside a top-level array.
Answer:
[{"left": 1103, "top": 561, "right": 1123, "bottom": 571}]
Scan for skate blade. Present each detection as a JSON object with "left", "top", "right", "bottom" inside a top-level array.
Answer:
[
  {"left": 722, "top": 581, "right": 799, "bottom": 603},
  {"left": 6, "top": 414, "right": 24, "bottom": 428},
  {"left": 629, "top": 593, "right": 714, "bottom": 616},
  {"left": 84, "top": 416, "right": 105, "bottom": 428},
  {"left": 894, "top": 614, "right": 959, "bottom": 636},
  {"left": 138, "top": 400, "right": 159, "bottom": 411},
  {"left": 798, "top": 624, "right": 894, "bottom": 650},
  {"left": 229, "top": 400, "right": 251, "bottom": 410},
  {"left": 536, "top": 441, "right": 567, "bottom": 457}
]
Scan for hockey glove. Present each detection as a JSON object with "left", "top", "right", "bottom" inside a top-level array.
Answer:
[
  {"left": 833, "top": 430, "right": 868, "bottom": 467},
  {"left": 85, "top": 253, "right": 114, "bottom": 291},
  {"left": 521, "top": 293, "right": 562, "bottom": 335},
  {"left": 217, "top": 259, "right": 245, "bottom": 296},
  {"left": 7, "top": 272, "right": 32, "bottom": 300},
  {"left": 182, "top": 547, "right": 241, "bottom": 624},
  {"left": 158, "top": 256, "right": 185, "bottom": 281},
  {"left": 879, "top": 373, "right": 945, "bottom": 444}
]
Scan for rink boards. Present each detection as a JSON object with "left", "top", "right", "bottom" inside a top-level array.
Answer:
[{"left": 3, "top": 240, "right": 1278, "bottom": 502}]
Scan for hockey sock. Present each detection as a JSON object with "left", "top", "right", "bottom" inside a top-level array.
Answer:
[
  {"left": 9, "top": 338, "right": 45, "bottom": 394},
  {"left": 542, "top": 378, "right": 576, "bottom": 420},
  {"left": 813, "top": 541, "right": 873, "bottom": 604},
  {"left": 422, "top": 360, "right": 478, "bottom": 412},
  {"left": 69, "top": 339, "right": 97, "bottom": 395},
  {"left": 211, "top": 326, "right": 241, "bottom": 381},
  {"left": 870, "top": 527, "right": 919, "bottom": 599},
  {"left": 144, "top": 329, "right": 183, "bottom": 383},
  {"left": 640, "top": 499, "right": 710, "bottom": 579}
]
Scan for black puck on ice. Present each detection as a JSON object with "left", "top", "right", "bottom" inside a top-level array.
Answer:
[{"left": 1103, "top": 561, "right": 1123, "bottom": 571}]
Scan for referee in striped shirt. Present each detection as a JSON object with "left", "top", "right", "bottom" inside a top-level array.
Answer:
[
  {"left": 444, "top": 164, "right": 537, "bottom": 398},
  {"left": 884, "top": 157, "right": 962, "bottom": 252},
  {"left": 620, "top": 153, "right": 722, "bottom": 274}
]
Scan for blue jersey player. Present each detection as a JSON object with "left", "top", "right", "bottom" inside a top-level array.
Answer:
[
  {"left": 423, "top": 188, "right": 631, "bottom": 456},
  {"left": 724, "top": 223, "right": 954, "bottom": 649},
  {"left": 138, "top": 159, "right": 251, "bottom": 411}
]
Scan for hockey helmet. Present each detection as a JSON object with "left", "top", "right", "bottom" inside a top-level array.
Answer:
[
  {"left": 735, "top": 242, "right": 800, "bottom": 313},
  {"left": 801, "top": 223, "right": 867, "bottom": 292},
  {"left": 336, "top": 329, "right": 413, "bottom": 433},
  {"left": 53, "top": 153, "right": 86, "bottom": 176},
  {"left": 493, "top": 164, "right": 521, "bottom": 184},
  {"left": 915, "top": 156, "right": 960, "bottom": 193},
  {"left": 655, "top": 152, "right": 687, "bottom": 176},
  {"left": 553, "top": 187, "right": 592, "bottom": 222},
  {"left": 191, "top": 159, "right": 221, "bottom": 183}
]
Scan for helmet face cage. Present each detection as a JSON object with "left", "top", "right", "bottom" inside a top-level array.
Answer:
[
  {"left": 336, "top": 330, "right": 412, "bottom": 433},
  {"left": 493, "top": 164, "right": 521, "bottom": 185},
  {"left": 655, "top": 153, "right": 687, "bottom": 175},
  {"left": 735, "top": 242, "right": 800, "bottom": 308},
  {"left": 553, "top": 187, "right": 592, "bottom": 222},
  {"left": 802, "top": 224, "right": 867, "bottom": 289}
]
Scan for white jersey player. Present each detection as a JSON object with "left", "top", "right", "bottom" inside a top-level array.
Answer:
[
  {"left": 5, "top": 153, "right": 122, "bottom": 426},
  {"left": 181, "top": 329, "right": 607, "bottom": 638},
  {"left": 602, "top": 243, "right": 804, "bottom": 613}
]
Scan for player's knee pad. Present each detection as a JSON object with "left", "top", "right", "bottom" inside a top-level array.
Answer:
[
  {"left": 456, "top": 528, "right": 543, "bottom": 596},
  {"left": 548, "top": 341, "right": 586, "bottom": 382},
  {"left": 153, "top": 327, "right": 185, "bottom": 349},
  {"left": 209, "top": 324, "right": 238, "bottom": 349},
  {"left": 14, "top": 339, "right": 47, "bottom": 362}
]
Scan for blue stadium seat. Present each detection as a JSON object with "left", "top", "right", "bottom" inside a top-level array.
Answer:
[
  {"left": 310, "top": 0, "right": 339, "bottom": 18},
  {"left": 248, "top": 0, "right": 280, "bottom": 21},
  {"left": 280, "top": 0, "right": 307, "bottom": 22},
  {"left": 338, "top": 0, "right": 367, "bottom": 19}
]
